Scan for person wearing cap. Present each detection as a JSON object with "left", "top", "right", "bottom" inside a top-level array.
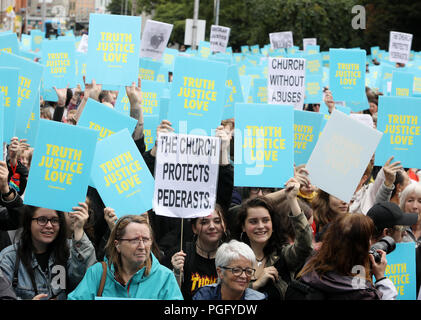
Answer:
[{"left": 367, "top": 201, "right": 418, "bottom": 244}]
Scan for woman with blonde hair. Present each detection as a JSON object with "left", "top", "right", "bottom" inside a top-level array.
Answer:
[
  {"left": 68, "top": 215, "right": 183, "bottom": 300},
  {"left": 399, "top": 183, "right": 421, "bottom": 245}
]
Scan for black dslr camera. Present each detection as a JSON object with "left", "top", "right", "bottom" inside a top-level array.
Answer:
[{"left": 369, "top": 236, "right": 396, "bottom": 263}]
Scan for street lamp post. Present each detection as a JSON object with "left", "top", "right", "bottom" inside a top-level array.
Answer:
[
  {"left": 214, "top": 0, "right": 219, "bottom": 26},
  {"left": 192, "top": 0, "right": 199, "bottom": 50}
]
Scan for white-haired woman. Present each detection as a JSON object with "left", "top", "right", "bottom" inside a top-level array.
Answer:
[
  {"left": 400, "top": 183, "right": 421, "bottom": 245},
  {"left": 192, "top": 240, "right": 266, "bottom": 300}
]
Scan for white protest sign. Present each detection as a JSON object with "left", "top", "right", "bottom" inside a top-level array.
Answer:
[
  {"left": 153, "top": 133, "right": 220, "bottom": 218},
  {"left": 350, "top": 113, "right": 374, "bottom": 128},
  {"left": 306, "top": 110, "right": 382, "bottom": 203},
  {"left": 77, "top": 34, "right": 88, "bottom": 53},
  {"left": 268, "top": 57, "right": 306, "bottom": 109},
  {"left": 210, "top": 25, "right": 230, "bottom": 53},
  {"left": 140, "top": 20, "right": 173, "bottom": 60},
  {"left": 269, "top": 31, "right": 293, "bottom": 50},
  {"left": 184, "top": 19, "right": 206, "bottom": 47},
  {"left": 388, "top": 31, "right": 413, "bottom": 64},
  {"left": 303, "top": 38, "right": 317, "bottom": 51}
]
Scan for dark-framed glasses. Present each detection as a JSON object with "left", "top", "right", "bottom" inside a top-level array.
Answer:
[
  {"left": 118, "top": 237, "right": 151, "bottom": 246},
  {"left": 250, "top": 187, "right": 274, "bottom": 195},
  {"left": 32, "top": 216, "right": 60, "bottom": 227},
  {"left": 221, "top": 266, "right": 255, "bottom": 277}
]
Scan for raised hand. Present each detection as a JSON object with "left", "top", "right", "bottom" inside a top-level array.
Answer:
[
  {"left": 382, "top": 156, "right": 403, "bottom": 188},
  {"left": 69, "top": 201, "right": 90, "bottom": 241}
]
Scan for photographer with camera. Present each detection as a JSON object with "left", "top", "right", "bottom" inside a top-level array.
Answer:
[
  {"left": 285, "top": 213, "right": 398, "bottom": 300},
  {"left": 367, "top": 201, "right": 418, "bottom": 246}
]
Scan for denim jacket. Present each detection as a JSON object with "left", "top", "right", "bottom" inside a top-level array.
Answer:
[{"left": 0, "top": 233, "right": 97, "bottom": 300}]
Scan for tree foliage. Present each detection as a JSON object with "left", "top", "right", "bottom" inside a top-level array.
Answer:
[{"left": 107, "top": 0, "right": 421, "bottom": 51}]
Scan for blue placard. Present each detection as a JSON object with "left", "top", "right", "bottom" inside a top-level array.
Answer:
[
  {"left": 75, "top": 52, "right": 87, "bottom": 89},
  {"left": 86, "top": 14, "right": 141, "bottom": 86},
  {"left": 222, "top": 64, "right": 244, "bottom": 119},
  {"left": 159, "top": 97, "right": 169, "bottom": 122},
  {"left": 166, "top": 55, "right": 228, "bottom": 136},
  {"left": 304, "top": 74, "right": 323, "bottom": 104},
  {"left": 305, "top": 45, "right": 320, "bottom": 55},
  {"left": 0, "top": 92, "right": 3, "bottom": 155},
  {"left": 234, "top": 103, "right": 294, "bottom": 188},
  {"left": 0, "top": 51, "right": 43, "bottom": 138},
  {"left": 31, "top": 29, "right": 44, "bottom": 52},
  {"left": 329, "top": 49, "right": 366, "bottom": 110},
  {"left": 162, "top": 48, "right": 177, "bottom": 72},
  {"left": 391, "top": 71, "right": 415, "bottom": 97},
  {"left": 294, "top": 110, "right": 323, "bottom": 165},
  {"left": 114, "top": 86, "right": 130, "bottom": 117},
  {"left": 42, "top": 39, "right": 76, "bottom": 89},
  {"left": 139, "top": 58, "right": 162, "bottom": 81},
  {"left": 143, "top": 115, "right": 160, "bottom": 151},
  {"left": 240, "top": 75, "right": 253, "bottom": 103},
  {"left": 77, "top": 98, "right": 137, "bottom": 141},
  {"left": 384, "top": 242, "right": 416, "bottom": 300},
  {"left": 20, "top": 34, "right": 32, "bottom": 51},
  {"left": 24, "top": 87, "right": 41, "bottom": 146},
  {"left": 0, "top": 67, "right": 19, "bottom": 141},
  {"left": 375, "top": 96, "right": 421, "bottom": 168},
  {"left": 251, "top": 78, "right": 267, "bottom": 104},
  {"left": 141, "top": 80, "right": 166, "bottom": 118},
  {"left": 0, "top": 32, "right": 19, "bottom": 54},
  {"left": 90, "top": 128, "right": 155, "bottom": 217},
  {"left": 304, "top": 53, "right": 322, "bottom": 76},
  {"left": 24, "top": 119, "right": 98, "bottom": 212},
  {"left": 198, "top": 41, "right": 211, "bottom": 58}
]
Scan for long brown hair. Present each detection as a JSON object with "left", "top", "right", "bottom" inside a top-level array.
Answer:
[
  {"left": 18, "top": 206, "right": 69, "bottom": 281},
  {"left": 298, "top": 213, "right": 375, "bottom": 281},
  {"left": 105, "top": 215, "right": 159, "bottom": 277},
  {"left": 312, "top": 189, "right": 344, "bottom": 233}
]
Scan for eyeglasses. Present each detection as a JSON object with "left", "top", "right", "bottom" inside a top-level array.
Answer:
[
  {"left": 32, "top": 216, "right": 60, "bottom": 227},
  {"left": 221, "top": 266, "right": 255, "bottom": 277},
  {"left": 118, "top": 237, "right": 151, "bottom": 246},
  {"left": 250, "top": 187, "right": 274, "bottom": 195}
]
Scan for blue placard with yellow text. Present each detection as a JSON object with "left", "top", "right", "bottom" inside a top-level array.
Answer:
[
  {"left": 77, "top": 98, "right": 137, "bottom": 141},
  {"left": 24, "top": 119, "right": 98, "bottom": 212},
  {"left": 234, "top": 103, "right": 294, "bottom": 188},
  {"left": 294, "top": 110, "right": 323, "bottom": 165},
  {"left": 0, "top": 67, "right": 19, "bottom": 141},
  {"left": 86, "top": 14, "right": 141, "bottom": 86},
  {"left": 90, "top": 128, "right": 155, "bottom": 217},
  {"left": 42, "top": 39, "right": 76, "bottom": 89},
  {"left": 384, "top": 242, "right": 416, "bottom": 300},
  {"left": 0, "top": 51, "right": 43, "bottom": 138},
  {"left": 329, "top": 49, "right": 366, "bottom": 110},
  {"left": 166, "top": 56, "right": 228, "bottom": 136},
  {"left": 375, "top": 96, "right": 421, "bottom": 168}
]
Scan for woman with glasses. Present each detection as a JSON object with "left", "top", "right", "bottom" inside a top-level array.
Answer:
[
  {"left": 0, "top": 203, "right": 96, "bottom": 299},
  {"left": 193, "top": 240, "right": 266, "bottom": 300},
  {"left": 235, "top": 179, "right": 313, "bottom": 300},
  {"left": 163, "top": 204, "right": 228, "bottom": 300},
  {"left": 68, "top": 215, "right": 183, "bottom": 300}
]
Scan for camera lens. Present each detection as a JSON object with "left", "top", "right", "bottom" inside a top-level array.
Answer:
[{"left": 369, "top": 236, "right": 396, "bottom": 263}]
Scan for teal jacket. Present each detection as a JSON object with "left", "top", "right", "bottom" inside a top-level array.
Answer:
[{"left": 68, "top": 254, "right": 183, "bottom": 300}]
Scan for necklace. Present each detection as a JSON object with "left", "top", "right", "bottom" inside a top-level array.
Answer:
[
  {"left": 256, "top": 256, "right": 265, "bottom": 267},
  {"left": 196, "top": 242, "right": 217, "bottom": 259}
]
